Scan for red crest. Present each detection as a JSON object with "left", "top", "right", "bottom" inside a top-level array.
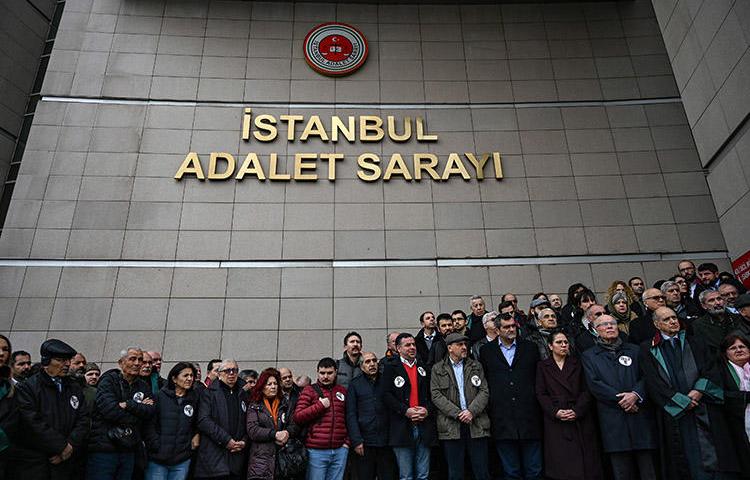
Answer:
[{"left": 303, "top": 23, "right": 369, "bottom": 77}]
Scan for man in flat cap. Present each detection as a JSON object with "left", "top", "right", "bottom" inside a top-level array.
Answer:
[
  {"left": 8, "top": 339, "right": 90, "bottom": 479},
  {"left": 431, "top": 333, "right": 491, "bottom": 480}
]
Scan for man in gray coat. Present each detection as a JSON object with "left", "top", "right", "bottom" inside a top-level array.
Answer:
[{"left": 431, "top": 333, "right": 490, "bottom": 480}]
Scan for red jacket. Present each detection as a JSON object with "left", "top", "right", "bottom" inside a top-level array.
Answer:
[{"left": 293, "top": 382, "right": 349, "bottom": 449}]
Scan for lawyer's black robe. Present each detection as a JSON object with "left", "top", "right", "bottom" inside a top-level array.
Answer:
[
  {"left": 639, "top": 332, "right": 739, "bottom": 480},
  {"left": 719, "top": 361, "right": 750, "bottom": 477}
]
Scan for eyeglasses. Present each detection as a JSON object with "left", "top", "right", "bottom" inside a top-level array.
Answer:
[
  {"left": 595, "top": 321, "right": 617, "bottom": 328},
  {"left": 499, "top": 312, "right": 513, "bottom": 320},
  {"left": 645, "top": 295, "right": 666, "bottom": 301},
  {"left": 592, "top": 311, "right": 605, "bottom": 317},
  {"left": 221, "top": 368, "right": 239, "bottom": 374},
  {"left": 675, "top": 279, "right": 687, "bottom": 284}
]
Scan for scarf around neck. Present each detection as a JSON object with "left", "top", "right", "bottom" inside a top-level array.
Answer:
[{"left": 596, "top": 335, "right": 622, "bottom": 352}]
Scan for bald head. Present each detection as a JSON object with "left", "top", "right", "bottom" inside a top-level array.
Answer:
[
  {"left": 642, "top": 288, "right": 666, "bottom": 312},
  {"left": 592, "top": 313, "right": 619, "bottom": 342},
  {"left": 279, "top": 367, "right": 294, "bottom": 391},
  {"left": 653, "top": 306, "right": 680, "bottom": 335},
  {"left": 146, "top": 351, "right": 162, "bottom": 372}
]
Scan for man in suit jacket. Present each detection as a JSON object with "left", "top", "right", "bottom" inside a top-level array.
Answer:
[
  {"left": 415, "top": 311, "right": 438, "bottom": 365},
  {"left": 479, "top": 314, "right": 542, "bottom": 480},
  {"left": 381, "top": 333, "right": 437, "bottom": 480}
]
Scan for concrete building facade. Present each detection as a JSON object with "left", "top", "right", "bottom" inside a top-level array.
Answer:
[{"left": 0, "top": 0, "right": 743, "bottom": 372}]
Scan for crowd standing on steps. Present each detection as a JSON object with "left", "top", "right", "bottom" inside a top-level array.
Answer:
[{"left": 0, "top": 259, "right": 749, "bottom": 480}]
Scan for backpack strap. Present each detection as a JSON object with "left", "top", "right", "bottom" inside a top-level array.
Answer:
[{"left": 311, "top": 384, "right": 325, "bottom": 398}]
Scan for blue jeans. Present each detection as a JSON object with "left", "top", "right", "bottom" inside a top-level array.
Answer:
[
  {"left": 392, "top": 425, "right": 431, "bottom": 480},
  {"left": 495, "top": 440, "right": 542, "bottom": 480},
  {"left": 86, "top": 452, "right": 136, "bottom": 480},
  {"left": 306, "top": 447, "right": 349, "bottom": 480},
  {"left": 145, "top": 459, "right": 191, "bottom": 480}
]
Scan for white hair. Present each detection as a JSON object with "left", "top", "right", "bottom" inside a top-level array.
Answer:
[
  {"left": 118, "top": 346, "right": 142, "bottom": 360},
  {"left": 218, "top": 359, "right": 238, "bottom": 371},
  {"left": 698, "top": 289, "right": 720, "bottom": 305},
  {"left": 482, "top": 311, "right": 498, "bottom": 326}
]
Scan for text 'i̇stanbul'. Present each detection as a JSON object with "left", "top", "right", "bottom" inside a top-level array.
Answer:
[{"left": 174, "top": 108, "right": 504, "bottom": 183}]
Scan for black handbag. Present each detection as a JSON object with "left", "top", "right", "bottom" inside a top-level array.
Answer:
[
  {"left": 107, "top": 375, "right": 140, "bottom": 450},
  {"left": 276, "top": 438, "right": 308, "bottom": 477},
  {"left": 107, "top": 425, "right": 139, "bottom": 449}
]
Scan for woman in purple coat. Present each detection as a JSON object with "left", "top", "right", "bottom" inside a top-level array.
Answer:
[
  {"left": 246, "top": 368, "right": 300, "bottom": 480},
  {"left": 535, "top": 330, "right": 602, "bottom": 480}
]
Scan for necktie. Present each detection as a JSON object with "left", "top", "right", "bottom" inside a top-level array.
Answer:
[{"left": 742, "top": 364, "right": 750, "bottom": 390}]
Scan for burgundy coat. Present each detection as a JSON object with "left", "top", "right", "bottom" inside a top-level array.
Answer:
[
  {"left": 293, "top": 382, "right": 349, "bottom": 450},
  {"left": 535, "top": 356, "right": 602, "bottom": 480}
]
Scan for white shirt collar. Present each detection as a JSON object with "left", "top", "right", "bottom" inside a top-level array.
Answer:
[{"left": 400, "top": 356, "right": 416, "bottom": 368}]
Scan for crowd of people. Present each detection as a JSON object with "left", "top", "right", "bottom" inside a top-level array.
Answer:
[{"left": 0, "top": 259, "right": 749, "bottom": 480}]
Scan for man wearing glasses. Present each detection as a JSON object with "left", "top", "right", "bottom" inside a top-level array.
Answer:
[
  {"left": 573, "top": 304, "right": 627, "bottom": 353},
  {"left": 194, "top": 359, "right": 249, "bottom": 480},
  {"left": 582, "top": 314, "right": 656, "bottom": 480},
  {"left": 640, "top": 307, "right": 740, "bottom": 480},
  {"left": 628, "top": 288, "right": 667, "bottom": 345},
  {"left": 677, "top": 260, "right": 697, "bottom": 289}
]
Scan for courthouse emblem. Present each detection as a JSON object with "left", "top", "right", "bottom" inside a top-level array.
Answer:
[{"left": 304, "top": 23, "right": 368, "bottom": 76}]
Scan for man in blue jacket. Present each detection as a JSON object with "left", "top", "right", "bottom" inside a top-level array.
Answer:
[
  {"left": 346, "top": 352, "right": 396, "bottom": 480},
  {"left": 581, "top": 314, "right": 657, "bottom": 480},
  {"left": 87, "top": 346, "right": 155, "bottom": 480}
]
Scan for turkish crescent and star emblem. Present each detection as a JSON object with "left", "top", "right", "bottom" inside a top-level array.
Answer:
[{"left": 304, "top": 23, "right": 368, "bottom": 77}]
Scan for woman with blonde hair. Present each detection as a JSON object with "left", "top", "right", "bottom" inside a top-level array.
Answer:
[{"left": 605, "top": 280, "right": 643, "bottom": 317}]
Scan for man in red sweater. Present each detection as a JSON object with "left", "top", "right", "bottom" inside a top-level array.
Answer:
[
  {"left": 293, "top": 357, "right": 350, "bottom": 480},
  {"left": 381, "top": 333, "right": 437, "bottom": 480}
]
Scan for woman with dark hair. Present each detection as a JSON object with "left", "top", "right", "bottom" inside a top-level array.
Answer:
[
  {"left": 536, "top": 331, "right": 602, "bottom": 479},
  {"left": 561, "top": 284, "right": 587, "bottom": 328},
  {"left": 719, "top": 334, "right": 750, "bottom": 476},
  {"left": 246, "top": 368, "right": 301, "bottom": 479},
  {"left": 566, "top": 290, "right": 597, "bottom": 339},
  {"left": 144, "top": 362, "right": 200, "bottom": 480}
]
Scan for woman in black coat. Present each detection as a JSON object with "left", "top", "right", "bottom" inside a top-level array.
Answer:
[
  {"left": 246, "top": 368, "right": 301, "bottom": 480},
  {"left": 144, "top": 362, "right": 200, "bottom": 480},
  {"left": 536, "top": 331, "right": 602, "bottom": 480},
  {"left": 719, "top": 334, "right": 750, "bottom": 477}
]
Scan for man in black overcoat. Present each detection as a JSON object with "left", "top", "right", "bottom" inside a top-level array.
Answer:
[
  {"left": 9, "top": 339, "right": 89, "bottom": 480},
  {"left": 381, "top": 333, "right": 436, "bottom": 480},
  {"left": 479, "top": 314, "right": 542, "bottom": 480}
]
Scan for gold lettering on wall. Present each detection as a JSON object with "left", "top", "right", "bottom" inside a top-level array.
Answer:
[{"left": 176, "top": 109, "right": 505, "bottom": 183}]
